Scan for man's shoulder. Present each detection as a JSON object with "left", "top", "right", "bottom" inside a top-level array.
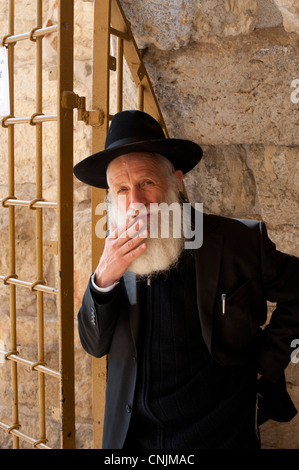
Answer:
[{"left": 202, "top": 212, "right": 262, "bottom": 236}]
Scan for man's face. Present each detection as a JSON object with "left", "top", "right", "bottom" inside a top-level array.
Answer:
[
  {"left": 107, "top": 153, "right": 174, "bottom": 218},
  {"left": 106, "top": 153, "right": 185, "bottom": 277}
]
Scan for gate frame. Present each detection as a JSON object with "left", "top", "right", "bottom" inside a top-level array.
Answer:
[
  {"left": 0, "top": 0, "right": 75, "bottom": 449},
  {"left": 90, "top": 0, "right": 168, "bottom": 448}
]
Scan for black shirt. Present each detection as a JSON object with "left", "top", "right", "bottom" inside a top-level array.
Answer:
[{"left": 125, "top": 251, "right": 259, "bottom": 449}]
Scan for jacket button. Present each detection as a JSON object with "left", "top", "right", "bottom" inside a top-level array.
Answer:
[
  {"left": 126, "top": 404, "right": 131, "bottom": 413},
  {"left": 90, "top": 307, "right": 96, "bottom": 325}
]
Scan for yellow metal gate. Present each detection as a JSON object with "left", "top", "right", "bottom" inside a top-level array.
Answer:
[
  {"left": 0, "top": 0, "right": 168, "bottom": 449},
  {"left": 0, "top": 0, "right": 75, "bottom": 449}
]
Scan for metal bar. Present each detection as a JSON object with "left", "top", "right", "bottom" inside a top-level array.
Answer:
[
  {"left": 117, "top": 37, "right": 123, "bottom": 112},
  {"left": 109, "top": 26, "right": 130, "bottom": 40},
  {"left": 32, "top": 24, "right": 58, "bottom": 38},
  {"left": 0, "top": 422, "right": 51, "bottom": 449},
  {"left": 0, "top": 350, "right": 60, "bottom": 379},
  {"left": 0, "top": 275, "right": 58, "bottom": 294},
  {"left": 57, "top": 0, "right": 75, "bottom": 449},
  {"left": 1, "top": 24, "right": 58, "bottom": 45},
  {"left": 138, "top": 83, "right": 144, "bottom": 111},
  {"left": 0, "top": 198, "right": 57, "bottom": 209},
  {"left": 6, "top": 0, "right": 19, "bottom": 450},
  {"left": 35, "top": 0, "right": 46, "bottom": 444},
  {"left": 91, "top": 0, "right": 111, "bottom": 449},
  {"left": 1, "top": 114, "right": 57, "bottom": 125}
]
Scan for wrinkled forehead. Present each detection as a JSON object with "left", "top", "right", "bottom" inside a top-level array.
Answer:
[{"left": 107, "top": 153, "right": 165, "bottom": 187}]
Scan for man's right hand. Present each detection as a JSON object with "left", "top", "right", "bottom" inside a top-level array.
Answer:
[{"left": 94, "top": 218, "right": 148, "bottom": 288}]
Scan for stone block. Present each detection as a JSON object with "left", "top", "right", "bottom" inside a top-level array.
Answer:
[
  {"left": 144, "top": 27, "right": 299, "bottom": 147},
  {"left": 274, "top": 0, "right": 299, "bottom": 33},
  {"left": 260, "top": 383, "right": 299, "bottom": 448},
  {"left": 256, "top": 0, "right": 283, "bottom": 29}
]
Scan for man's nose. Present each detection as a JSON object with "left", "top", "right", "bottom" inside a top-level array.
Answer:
[
  {"left": 127, "top": 188, "right": 148, "bottom": 219},
  {"left": 129, "top": 186, "right": 146, "bottom": 205}
]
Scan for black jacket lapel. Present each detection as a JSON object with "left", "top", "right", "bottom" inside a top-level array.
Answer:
[
  {"left": 123, "top": 271, "right": 139, "bottom": 355},
  {"left": 194, "top": 214, "right": 224, "bottom": 353}
]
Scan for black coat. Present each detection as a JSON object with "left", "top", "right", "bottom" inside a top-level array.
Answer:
[{"left": 78, "top": 213, "right": 299, "bottom": 449}]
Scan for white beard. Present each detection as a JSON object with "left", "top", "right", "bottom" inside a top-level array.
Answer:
[{"left": 106, "top": 189, "right": 185, "bottom": 277}]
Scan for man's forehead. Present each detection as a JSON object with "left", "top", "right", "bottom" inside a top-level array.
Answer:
[
  {"left": 108, "top": 153, "right": 163, "bottom": 179},
  {"left": 109, "top": 152, "right": 159, "bottom": 167}
]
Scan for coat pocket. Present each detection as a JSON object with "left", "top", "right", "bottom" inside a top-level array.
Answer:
[{"left": 214, "top": 279, "right": 260, "bottom": 354}]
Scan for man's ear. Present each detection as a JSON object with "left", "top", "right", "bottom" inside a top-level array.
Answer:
[{"left": 174, "top": 170, "right": 184, "bottom": 192}]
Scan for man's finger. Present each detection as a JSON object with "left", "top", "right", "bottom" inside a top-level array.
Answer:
[
  {"left": 119, "top": 228, "right": 148, "bottom": 254},
  {"left": 126, "top": 218, "right": 147, "bottom": 239},
  {"left": 115, "top": 218, "right": 146, "bottom": 242},
  {"left": 109, "top": 215, "right": 136, "bottom": 239},
  {"left": 123, "top": 240, "right": 147, "bottom": 263}
]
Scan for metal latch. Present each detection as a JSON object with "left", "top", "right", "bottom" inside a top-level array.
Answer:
[{"left": 61, "top": 91, "right": 104, "bottom": 127}]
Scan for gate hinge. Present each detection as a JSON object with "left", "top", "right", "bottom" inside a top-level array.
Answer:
[{"left": 61, "top": 91, "right": 104, "bottom": 127}]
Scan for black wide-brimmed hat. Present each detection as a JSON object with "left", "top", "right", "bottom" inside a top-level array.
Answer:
[{"left": 73, "top": 110, "right": 203, "bottom": 189}]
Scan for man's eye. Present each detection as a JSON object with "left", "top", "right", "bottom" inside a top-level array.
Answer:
[
  {"left": 117, "top": 188, "right": 128, "bottom": 193},
  {"left": 144, "top": 180, "right": 153, "bottom": 186}
]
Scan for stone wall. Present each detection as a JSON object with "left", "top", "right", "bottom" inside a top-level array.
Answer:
[{"left": 0, "top": 0, "right": 298, "bottom": 449}]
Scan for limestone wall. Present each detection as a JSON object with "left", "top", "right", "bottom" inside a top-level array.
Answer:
[{"left": 0, "top": 0, "right": 298, "bottom": 449}]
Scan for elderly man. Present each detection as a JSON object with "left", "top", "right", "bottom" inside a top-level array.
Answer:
[{"left": 74, "top": 110, "right": 299, "bottom": 449}]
